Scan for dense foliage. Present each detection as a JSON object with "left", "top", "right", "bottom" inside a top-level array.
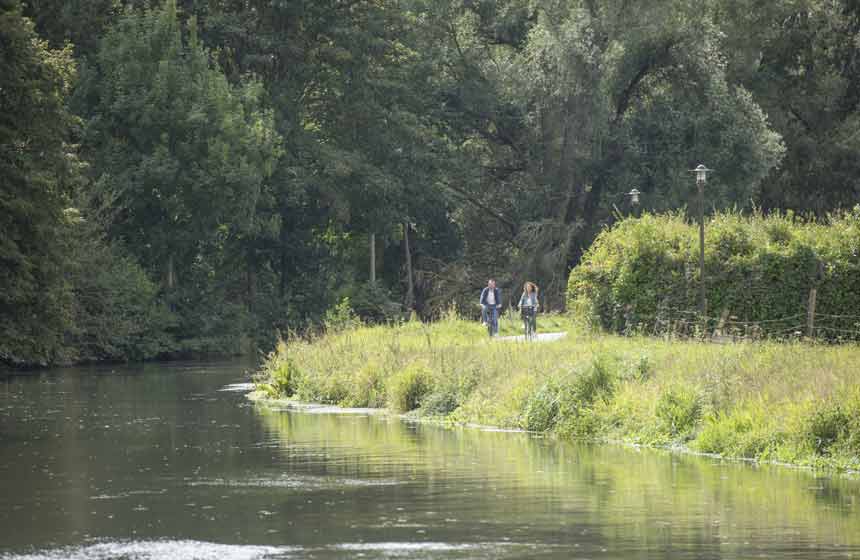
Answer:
[
  {"left": 1, "top": 1, "right": 80, "bottom": 365},
  {"left": 567, "top": 209, "right": 860, "bottom": 339},
  {"left": 3, "top": 0, "right": 860, "bottom": 366}
]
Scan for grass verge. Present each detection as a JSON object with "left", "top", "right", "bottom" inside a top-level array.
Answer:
[{"left": 253, "top": 312, "right": 860, "bottom": 471}]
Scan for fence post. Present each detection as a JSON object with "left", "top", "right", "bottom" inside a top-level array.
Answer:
[
  {"left": 806, "top": 259, "right": 824, "bottom": 339},
  {"left": 807, "top": 287, "right": 817, "bottom": 338}
]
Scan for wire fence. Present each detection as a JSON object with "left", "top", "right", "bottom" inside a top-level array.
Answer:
[{"left": 605, "top": 299, "right": 860, "bottom": 343}]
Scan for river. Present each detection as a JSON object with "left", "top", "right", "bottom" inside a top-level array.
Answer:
[{"left": 1, "top": 361, "right": 858, "bottom": 559}]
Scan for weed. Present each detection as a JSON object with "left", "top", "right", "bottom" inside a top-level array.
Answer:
[
  {"left": 655, "top": 386, "right": 702, "bottom": 440},
  {"left": 522, "top": 381, "right": 561, "bottom": 432},
  {"left": 388, "top": 362, "right": 432, "bottom": 412}
]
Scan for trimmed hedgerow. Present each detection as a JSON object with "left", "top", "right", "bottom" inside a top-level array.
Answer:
[{"left": 567, "top": 208, "right": 860, "bottom": 340}]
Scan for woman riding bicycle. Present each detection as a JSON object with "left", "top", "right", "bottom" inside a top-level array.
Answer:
[{"left": 518, "top": 281, "right": 539, "bottom": 340}]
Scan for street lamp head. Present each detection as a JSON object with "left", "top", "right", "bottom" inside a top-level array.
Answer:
[
  {"left": 627, "top": 188, "right": 641, "bottom": 205},
  {"left": 691, "top": 164, "right": 713, "bottom": 184}
]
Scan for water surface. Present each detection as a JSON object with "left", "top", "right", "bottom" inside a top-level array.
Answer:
[{"left": 1, "top": 361, "right": 858, "bottom": 559}]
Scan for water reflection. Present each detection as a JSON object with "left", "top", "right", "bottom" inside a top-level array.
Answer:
[
  {"left": 258, "top": 408, "right": 860, "bottom": 558},
  {"left": 0, "top": 362, "right": 858, "bottom": 559}
]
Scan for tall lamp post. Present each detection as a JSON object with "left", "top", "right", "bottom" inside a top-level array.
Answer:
[{"left": 691, "top": 164, "right": 712, "bottom": 324}]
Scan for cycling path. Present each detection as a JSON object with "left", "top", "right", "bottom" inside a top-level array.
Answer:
[{"left": 496, "top": 332, "right": 568, "bottom": 343}]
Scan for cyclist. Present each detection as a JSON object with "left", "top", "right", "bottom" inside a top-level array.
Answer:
[
  {"left": 518, "top": 281, "right": 539, "bottom": 339},
  {"left": 480, "top": 279, "right": 501, "bottom": 336}
]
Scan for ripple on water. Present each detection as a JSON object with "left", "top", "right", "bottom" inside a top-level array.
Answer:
[
  {"left": 329, "top": 541, "right": 550, "bottom": 558},
  {"left": 187, "top": 474, "right": 401, "bottom": 490},
  {"left": 0, "top": 540, "right": 552, "bottom": 560},
  {"left": 89, "top": 489, "right": 168, "bottom": 501},
  {"left": 217, "top": 383, "right": 256, "bottom": 393},
  {"left": 0, "top": 540, "right": 295, "bottom": 560}
]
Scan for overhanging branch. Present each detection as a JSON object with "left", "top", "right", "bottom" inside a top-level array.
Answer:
[
  {"left": 613, "top": 37, "right": 679, "bottom": 125},
  {"left": 441, "top": 181, "right": 518, "bottom": 236}
]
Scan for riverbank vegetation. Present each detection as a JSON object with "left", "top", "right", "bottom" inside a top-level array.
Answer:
[
  {"left": 254, "top": 315, "right": 860, "bottom": 471},
  {"left": 5, "top": 0, "right": 860, "bottom": 367}
]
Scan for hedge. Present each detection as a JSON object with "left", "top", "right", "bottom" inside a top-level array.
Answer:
[{"left": 567, "top": 208, "right": 860, "bottom": 340}]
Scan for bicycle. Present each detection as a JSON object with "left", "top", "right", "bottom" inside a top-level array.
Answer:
[
  {"left": 484, "top": 304, "right": 500, "bottom": 337},
  {"left": 521, "top": 305, "right": 537, "bottom": 340}
]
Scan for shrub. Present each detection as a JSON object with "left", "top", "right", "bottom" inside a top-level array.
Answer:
[
  {"left": 254, "top": 341, "right": 299, "bottom": 398},
  {"left": 522, "top": 381, "right": 561, "bottom": 432},
  {"left": 420, "top": 389, "right": 460, "bottom": 416},
  {"left": 574, "top": 356, "right": 616, "bottom": 403},
  {"left": 343, "top": 360, "right": 387, "bottom": 408},
  {"left": 535, "top": 358, "right": 617, "bottom": 437},
  {"left": 324, "top": 297, "right": 362, "bottom": 333},
  {"left": 693, "top": 402, "right": 783, "bottom": 458},
  {"left": 420, "top": 363, "right": 477, "bottom": 417},
  {"left": 655, "top": 386, "right": 702, "bottom": 440},
  {"left": 796, "top": 401, "right": 850, "bottom": 456},
  {"left": 568, "top": 209, "right": 860, "bottom": 340},
  {"left": 387, "top": 362, "right": 432, "bottom": 412}
]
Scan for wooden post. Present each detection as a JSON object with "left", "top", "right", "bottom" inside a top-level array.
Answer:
[{"left": 807, "top": 287, "right": 817, "bottom": 338}]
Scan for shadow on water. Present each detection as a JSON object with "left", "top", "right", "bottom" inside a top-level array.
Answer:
[{"left": 0, "top": 360, "right": 858, "bottom": 559}]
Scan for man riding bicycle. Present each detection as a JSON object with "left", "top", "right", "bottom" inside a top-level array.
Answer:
[{"left": 480, "top": 279, "right": 501, "bottom": 337}]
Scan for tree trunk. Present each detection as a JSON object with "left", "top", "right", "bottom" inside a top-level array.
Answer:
[
  {"left": 166, "top": 253, "right": 175, "bottom": 291},
  {"left": 247, "top": 256, "right": 257, "bottom": 309},
  {"left": 279, "top": 207, "right": 288, "bottom": 299},
  {"left": 404, "top": 223, "right": 414, "bottom": 311}
]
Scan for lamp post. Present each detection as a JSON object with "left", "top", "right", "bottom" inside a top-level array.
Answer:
[
  {"left": 613, "top": 189, "right": 642, "bottom": 218},
  {"left": 628, "top": 189, "right": 641, "bottom": 215},
  {"left": 691, "top": 164, "right": 712, "bottom": 324}
]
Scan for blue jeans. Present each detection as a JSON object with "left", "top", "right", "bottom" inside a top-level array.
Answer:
[{"left": 483, "top": 306, "right": 499, "bottom": 335}]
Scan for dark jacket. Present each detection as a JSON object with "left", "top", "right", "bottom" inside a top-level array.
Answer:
[{"left": 479, "top": 287, "right": 501, "bottom": 308}]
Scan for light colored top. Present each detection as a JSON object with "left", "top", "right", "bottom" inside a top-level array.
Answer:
[
  {"left": 487, "top": 290, "right": 496, "bottom": 306},
  {"left": 519, "top": 292, "right": 538, "bottom": 308}
]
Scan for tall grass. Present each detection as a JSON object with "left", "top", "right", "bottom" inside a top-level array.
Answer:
[{"left": 253, "top": 313, "right": 860, "bottom": 471}]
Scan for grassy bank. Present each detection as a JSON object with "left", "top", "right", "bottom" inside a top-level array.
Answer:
[{"left": 253, "top": 313, "right": 860, "bottom": 471}]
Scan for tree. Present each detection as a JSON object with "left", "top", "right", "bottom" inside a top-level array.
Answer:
[
  {"left": 717, "top": 0, "right": 860, "bottom": 214},
  {"left": 193, "top": 0, "right": 463, "bottom": 320},
  {"left": 79, "top": 0, "right": 282, "bottom": 351},
  {"left": 421, "top": 0, "right": 785, "bottom": 304},
  {"left": 22, "top": 0, "right": 120, "bottom": 56},
  {"left": 0, "top": 0, "right": 78, "bottom": 365}
]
